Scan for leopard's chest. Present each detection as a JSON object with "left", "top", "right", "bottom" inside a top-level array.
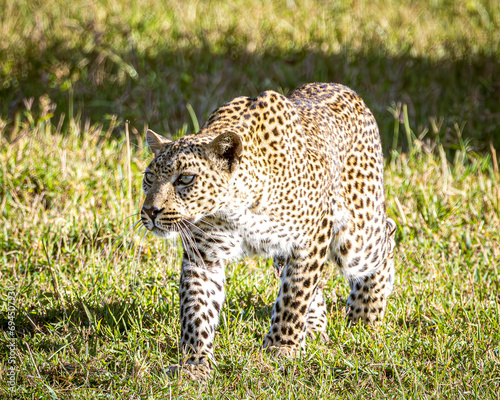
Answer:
[{"left": 220, "top": 205, "right": 307, "bottom": 259}]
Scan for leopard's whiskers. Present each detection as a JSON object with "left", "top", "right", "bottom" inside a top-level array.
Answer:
[
  {"left": 114, "top": 221, "right": 145, "bottom": 267},
  {"left": 184, "top": 219, "right": 219, "bottom": 247},
  {"left": 179, "top": 221, "right": 208, "bottom": 271},
  {"left": 102, "top": 219, "right": 143, "bottom": 262},
  {"left": 131, "top": 226, "right": 148, "bottom": 287}
]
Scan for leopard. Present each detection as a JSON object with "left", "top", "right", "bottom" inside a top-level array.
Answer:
[{"left": 140, "top": 82, "right": 396, "bottom": 380}]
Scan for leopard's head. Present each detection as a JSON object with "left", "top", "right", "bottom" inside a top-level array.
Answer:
[{"left": 140, "top": 129, "right": 242, "bottom": 238}]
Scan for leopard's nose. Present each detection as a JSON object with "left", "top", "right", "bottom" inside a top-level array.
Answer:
[{"left": 142, "top": 206, "right": 164, "bottom": 223}]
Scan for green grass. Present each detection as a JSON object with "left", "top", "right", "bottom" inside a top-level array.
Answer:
[{"left": 1, "top": 0, "right": 500, "bottom": 398}]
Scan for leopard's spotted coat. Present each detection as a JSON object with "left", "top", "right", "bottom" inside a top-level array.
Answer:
[{"left": 141, "top": 83, "right": 396, "bottom": 380}]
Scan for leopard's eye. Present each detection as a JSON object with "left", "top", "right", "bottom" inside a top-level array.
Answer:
[
  {"left": 144, "top": 172, "right": 155, "bottom": 184},
  {"left": 177, "top": 174, "right": 196, "bottom": 185}
]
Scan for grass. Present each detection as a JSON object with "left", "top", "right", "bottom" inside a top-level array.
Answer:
[{"left": 0, "top": 0, "right": 500, "bottom": 398}]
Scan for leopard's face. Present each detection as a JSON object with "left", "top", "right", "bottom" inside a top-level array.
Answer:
[{"left": 140, "top": 130, "right": 242, "bottom": 238}]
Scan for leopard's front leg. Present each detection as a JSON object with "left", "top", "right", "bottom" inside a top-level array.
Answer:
[
  {"left": 264, "top": 233, "right": 331, "bottom": 355},
  {"left": 168, "top": 256, "right": 225, "bottom": 380}
]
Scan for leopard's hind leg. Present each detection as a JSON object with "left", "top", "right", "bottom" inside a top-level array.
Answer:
[{"left": 334, "top": 218, "right": 396, "bottom": 325}]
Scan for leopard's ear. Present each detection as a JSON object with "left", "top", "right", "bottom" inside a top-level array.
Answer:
[
  {"left": 206, "top": 132, "right": 243, "bottom": 173},
  {"left": 387, "top": 218, "right": 397, "bottom": 238},
  {"left": 146, "top": 129, "right": 171, "bottom": 156}
]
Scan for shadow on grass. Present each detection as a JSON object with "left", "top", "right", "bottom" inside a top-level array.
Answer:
[
  {"left": 1, "top": 42, "right": 499, "bottom": 153},
  {"left": 0, "top": 296, "right": 177, "bottom": 350},
  {"left": 0, "top": 296, "right": 182, "bottom": 390}
]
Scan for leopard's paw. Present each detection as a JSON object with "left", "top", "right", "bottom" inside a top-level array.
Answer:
[
  {"left": 263, "top": 334, "right": 302, "bottom": 358},
  {"left": 166, "top": 363, "right": 212, "bottom": 381}
]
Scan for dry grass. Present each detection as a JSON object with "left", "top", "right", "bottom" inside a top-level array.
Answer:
[{"left": 1, "top": 0, "right": 499, "bottom": 149}]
